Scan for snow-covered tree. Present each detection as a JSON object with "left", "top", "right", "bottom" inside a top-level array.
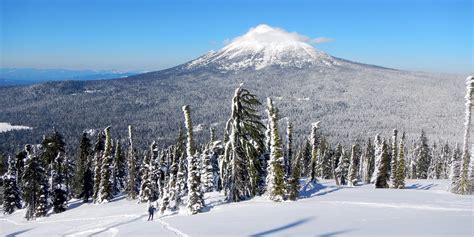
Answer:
[
  {"left": 2, "top": 155, "right": 22, "bottom": 214},
  {"left": 52, "top": 151, "right": 68, "bottom": 213},
  {"left": 451, "top": 76, "right": 474, "bottom": 194},
  {"left": 287, "top": 149, "right": 301, "bottom": 201},
  {"left": 309, "top": 122, "right": 321, "bottom": 182},
  {"left": 139, "top": 146, "right": 152, "bottom": 203},
  {"left": 97, "top": 126, "right": 114, "bottom": 203},
  {"left": 74, "top": 132, "right": 91, "bottom": 197},
  {"left": 372, "top": 139, "right": 390, "bottom": 189},
  {"left": 265, "top": 98, "right": 285, "bottom": 201},
  {"left": 222, "top": 85, "right": 265, "bottom": 202},
  {"left": 201, "top": 129, "right": 215, "bottom": 192},
  {"left": 394, "top": 132, "right": 406, "bottom": 189},
  {"left": 126, "top": 125, "right": 139, "bottom": 199},
  {"left": 286, "top": 120, "right": 293, "bottom": 177},
  {"left": 93, "top": 131, "right": 105, "bottom": 201},
  {"left": 361, "top": 138, "right": 375, "bottom": 183},
  {"left": 389, "top": 129, "right": 398, "bottom": 188},
  {"left": 113, "top": 140, "right": 126, "bottom": 194},
  {"left": 183, "top": 105, "right": 204, "bottom": 214},
  {"left": 449, "top": 144, "right": 461, "bottom": 182},
  {"left": 335, "top": 148, "right": 349, "bottom": 185},
  {"left": 413, "top": 130, "right": 431, "bottom": 179},
  {"left": 347, "top": 145, "right": 359, "bottom": 186}
]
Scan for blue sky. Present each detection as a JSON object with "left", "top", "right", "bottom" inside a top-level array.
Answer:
[{"left": 1, "top": 0, "right": 472, "bottom": 73}]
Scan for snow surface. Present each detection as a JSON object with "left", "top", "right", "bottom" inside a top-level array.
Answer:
[
  {"left": 186, "top": 24, "right": 339, "bottom": 71},
  {"left": 1, "top": 179, "right": 472, "bottom": 236},
  {"left": 0, "top": 123, "right": 31, "bottom": 133}
]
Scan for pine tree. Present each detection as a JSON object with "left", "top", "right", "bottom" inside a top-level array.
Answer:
[
  {"left": 139, "top": 147, "right": 152, "bottom": 203},
  {"left": 74, "top": 132, "right": 91, "bottom": 197},
  {"left": 301, "top": 139, "right": 312, "bottom": 177},
  {"left": 22, "top": 145, "right": 44, "bottom": 219},
  {"left": 163, "top": 145, "right": 179, "bottom": 213},
  {"left": 347, "top": 144, "right": 359, "bottom": 186},
  {"left": 113, "top": 140, "right": 126, "bottom": 194},
  {"left": 15, "top": 150, "right": 27, "bottom": 194},
  {"left": 373, "top": 139, "right": 390, "bottom": 189},
  {"left": 413, "top": 130, "right": 431, "bottom": 179},
  {"left": 126, "top": 125, "right": 139, "bottom": 199},
  {"left": 335, "top": 148, "right": 350, "bottom": 185},
  {"left": 361, "top": 138, "right": 375, "bottom": 183},
  {"left": 183, "top": 105, "right": 205, "bottom": 214},
  {"left": 451, "top": 76, "right": 474, "bottom": 194},
  {"left": 389, "top": 129, "right": 398, "bottom": 188},
  {"left": 309, "top": 122, "right": 321, "bottom": 182},
  {"left": 2, "top": 155, "right": 22, "bottom": 214},
  {"left": 223, "top": 85, "right": 265, "bottom": 202},
  {"left": 286, "top": 120, "right": 293, "bottom": 177},
  {"left": 201, "top": 129, "right": 215, "bottom": 192},
  {"left": 395, "top": 132, "right": 406, "bottom": 189},
  {"left": 265, "top": 98, "right": 285, "bottom": 201},
  {"left": 450, "top": 144, "right": 461, "bottom": 183},
  {"left": 287, "top": 149, "right": 301, "bottom": 201},
  {"left": 52, "top": 151, "right": 68, "bottom": 213},
  {"left": 93, "top": 131, "right": 105, "bottom": 201},
  {"left": 97, "top": 126, "right": 114, "bottom": 203},
  {"left": 175, "top": 132, "right": 187, "bottom": 209}
]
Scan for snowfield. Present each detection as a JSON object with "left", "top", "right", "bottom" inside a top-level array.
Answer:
[{"left": 1, "top": 179, "right": 472, "bottom": 236}]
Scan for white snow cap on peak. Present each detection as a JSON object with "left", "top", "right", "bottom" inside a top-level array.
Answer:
[{"left": 187, "top": 24, "right": 339, "bottom": 71}]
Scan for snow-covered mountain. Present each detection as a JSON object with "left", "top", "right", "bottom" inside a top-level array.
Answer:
[
  {"left": 186, "top": 24, "right": 339, "bottom": 71},
  {"left": 0, "top": 24, "right": 466, "bottom": 154}
]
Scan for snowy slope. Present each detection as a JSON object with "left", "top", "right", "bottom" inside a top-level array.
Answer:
[
  {"left": 186, "top": 24, "right": 339, "bottom": 71},
  {"left": 2, "top": 179, "right": 472, "bottom": 236}
]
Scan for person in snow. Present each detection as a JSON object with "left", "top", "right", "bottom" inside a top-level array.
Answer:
[{"left": 148, "top": 205, "right": 156, "bottom": 221}]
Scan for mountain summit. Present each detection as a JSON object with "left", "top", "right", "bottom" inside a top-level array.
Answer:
[{"left": 186, "top": 24, "right": 339, "bottom": 71}]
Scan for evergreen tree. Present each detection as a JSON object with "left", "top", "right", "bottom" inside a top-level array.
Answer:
[
  {"left": 265, "top": 98, "right": 285, "bottom": 201},
  {"left": 361, "top": 138, "right": 375, "bottom": 183},
  {"left": 164, "top": 145, "right": 179, "bottom": 213},
  {"left": 52, "top": 152, "right": 68, "bottom": 213},
  {"left": 347, "top": 144, "right": 359, "bottom": 186},
  {"left": 449, "top": 144, "right": 461, "bottom": 183},
  {"left": 74, "top": 132, "right": 91, "bottom": 197},
  {"left": 335, "top": 148, "right": 349, "bottom": 185},
  {"left": 389, "top": 129, "right": 398, "bottom": 188},
  {"left": 452, "top": 76, "right": 474, "bottom": 194},
  {"left": 309, "top": 122, "right": 321, "bottom": 182},
  {"left": 126, "top": 125, "right": 139, "bottom": 199},
  {"left": 395, "top": 132, "right": 406, "bottom": 189},
  {"left": 113, "top": 140, "right": 126, "bottom": 194},
  {"left": 223, "top": 85, "right": 265, "bottom": 202},
  {"left": 440, "top": 142, "right": 451, "bottom": 179},
  {"left": 23, "top": 145, "right": 43, "bottom": 220},
  {"left": 286, "top": 120, "right": 293, "bottom": 177},
  {"left": 183, "top": 105, "right": 204, "bottom": 214},
  {"left": 98, "top": 126, "right": 114, "bottom": 203},
  {"left": 138, "top": 145, "right": 152, "bottom": 203},
  {"left": 413, "top": 130, "right": 431, "bottom": 179},
  {"left": 201, "top": 129, "right": 215, "bottom": 192},
  {"left": 175, "top": 129, "right": 187, "bottom": 209},
  {"left": 93, "top": 131, "right": 105, "bottom": 201},
  {"left": 373, "top": 139, "right": 390, "bottom": 189},
  {"left": 2, "top": 155, "right": 22, "bottom": 214},
  {"left": 301, "top": 139, "right": 312, "bottom": 177},
  {"left": 287, "top": 149, "right": 301, "bottom": 201},
  {"left": 15, "top": 150, "right": 27, "bottom": 194}
]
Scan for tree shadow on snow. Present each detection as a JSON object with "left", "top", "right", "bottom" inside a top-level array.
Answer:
[
  {"left": 299, "top": 181, "right": 343, "bottom": 199},
  {"left": 316, "top": 229, "right": 355, "bottom": 237},
  {"left": 6, "top": 228, "right": 34, "bottom": 237},
  {"left": 249, "top": 217, "right": 314, "bottom": 237},
  {"left": 87, "top": 214, "right": 148, "bottom": 236},
  {"left": 405, "top": 183, "right": 438, "bottom": 190}
]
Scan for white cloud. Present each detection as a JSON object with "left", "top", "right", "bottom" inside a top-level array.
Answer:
[{"left": 309, "top": 37, "right": 335, "bottom": 44}]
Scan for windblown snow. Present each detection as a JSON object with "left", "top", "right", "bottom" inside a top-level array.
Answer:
[
  {"left": 0, "top": 123, "right": 31, "bottom": 133},
  {"left": 186, "top": 24, "right": 339, "bottom": 71},
  {"left": 2, "top": 179, "right": 472, "bottom": 236}
]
